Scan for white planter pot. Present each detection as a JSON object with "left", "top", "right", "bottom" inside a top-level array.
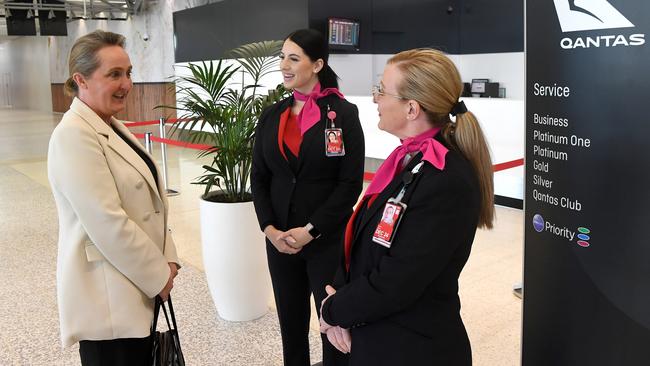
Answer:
[{"left": 199, "top": 196, "right": 271, "bottom": 321}]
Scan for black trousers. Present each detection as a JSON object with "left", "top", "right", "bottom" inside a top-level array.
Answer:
[
  {"left": 267, "top": 240, "right": 349, "bottom": 366},
  {"left": 79, "top": 336, "right": 152, "bottom": 366}
]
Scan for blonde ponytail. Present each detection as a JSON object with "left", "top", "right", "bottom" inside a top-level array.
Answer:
[
  {"left": 443, "top": 111, "right": 494, "bottom": 228},
  {"left": 389, "top": 48, "right": 495, "bottom": 229}
]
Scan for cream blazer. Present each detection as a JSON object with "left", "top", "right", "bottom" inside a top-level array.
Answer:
[{"left": 48, "top": 98, "right": 179, "bottom": 348}]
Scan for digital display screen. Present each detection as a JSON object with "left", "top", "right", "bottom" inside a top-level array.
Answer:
[{"left": 328, "top": 18, "right": 360, "bottom": 49}]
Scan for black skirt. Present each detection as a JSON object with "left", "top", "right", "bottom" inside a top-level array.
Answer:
[{"left": 79, "top": 336, "right": 152, "bottom": 366}]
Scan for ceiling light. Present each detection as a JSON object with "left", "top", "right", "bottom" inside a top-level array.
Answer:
[
  {"left": 4, "top": 9, "right": 11, "bottom": 18},
  {"left": 26, "top": 9, "right": 33, "bottom": 19},
  {"left": 48, "top": 10, "right": 55, "bottom": 19}
]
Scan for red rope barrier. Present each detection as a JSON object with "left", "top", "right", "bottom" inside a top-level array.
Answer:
[
  {"left": 127, "top": 119, "right": 524, "bottom": 182},
  {"left": 154, "top": 136, "right": 212, "bottom": 150},
  {"left": 123, "top": 120, "right": 159, "bottom": 127},
  {"left": 123, "top": 118, "right": 181, "bottom": 127},
  {"left": 362, "top": 158, "right": 524, "bottom": 182},
  {"left": 493, "top": 158, "right": 524, "bottom": 172},
  {"left": 133, "top": 133, "right": 213, "bottom": 150}
]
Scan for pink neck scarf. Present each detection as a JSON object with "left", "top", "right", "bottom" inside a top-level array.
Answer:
[
  {"left": 364, "top": 128, "right": 448, "bottom": 197},
  {"left": 293, "top": 82, "right": 344, "bottom": 136}
]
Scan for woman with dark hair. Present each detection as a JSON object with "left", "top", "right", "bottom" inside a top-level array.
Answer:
[
  {"left": 251, "top": 28, "right": 365, "bottom": 366},
  {"left": 319, "top": 48, "right": 495, "bottom": 365}
]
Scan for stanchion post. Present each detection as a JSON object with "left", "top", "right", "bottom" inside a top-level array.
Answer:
[
  {"left": 144, "top": 132, "right": 153, "bottom": 155},
  {"left": 513, "top": 282, "right": 523, "bottom": 299},
  {"left": 159, "top": 117, "right": 180, "bottom": 196}
]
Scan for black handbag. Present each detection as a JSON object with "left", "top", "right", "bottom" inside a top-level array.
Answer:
[{"left": 151, "top": 296, "right": 186, "bottom": 366}]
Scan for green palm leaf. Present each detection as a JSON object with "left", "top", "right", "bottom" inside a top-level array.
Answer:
[
  {"left": 227, "top": 40, "right": 283, "bottom": 82},
  {"left": 156, "top": 40, "right": 290, "bottom": 202}
]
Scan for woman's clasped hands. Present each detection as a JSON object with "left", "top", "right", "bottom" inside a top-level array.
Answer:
[
  {"left": 319, "top": 285, "right": 352, "bottom": 353},
  {"left": 264, "top": 225, "right": 314, "bottom": 254}
]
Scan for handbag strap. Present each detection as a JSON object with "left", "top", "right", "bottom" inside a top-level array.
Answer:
[
  {"left": 166, "top": 296, "right": 180, "bottom": 333},
  {"left": 161, "top": 298, "right": 172, "bottom": 330},
  {"left": 160, "top": 296, "right": 183, "bottom": 346},
  {"left": 151, "top": 296, "right": 181, "bottom": 336},
  {"left": 151, "top": 296, "right": 162, "bottom": 334}
]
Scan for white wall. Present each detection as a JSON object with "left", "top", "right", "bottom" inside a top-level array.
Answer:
[
  {"left": 329, "top": 54, "right": 375, "bottom": 95},
  {"left": 332, "top": 52, "right": 524, "bottom": 100},
  {"left": 0, "top": 36, "right": 52, "bottom": 112},
  {"left": 454, "top": 52, "right": 525, "bottom": 100}
]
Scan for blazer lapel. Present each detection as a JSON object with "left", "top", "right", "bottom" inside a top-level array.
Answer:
[
  {"left": 354, "top": 153, "right": 424, "bottom": 242},
  {"left": 69, "top": 98, "right": 162, "bottom": 203},
  {"left": 110, "top": 121, "right": 163, "bottom": 202},
  {"left": 270, "top": 99, "right": 295, "bottom": 175}
]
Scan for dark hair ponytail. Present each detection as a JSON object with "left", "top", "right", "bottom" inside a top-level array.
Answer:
[
  {"left": 286, "top": 28, "right": 339, "bottom": 89},
  {"left": 318, "top": 64, "right": 339, "bottom": 89}
]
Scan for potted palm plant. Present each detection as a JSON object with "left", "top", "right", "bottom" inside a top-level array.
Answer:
[{"left": 162, "top": 40, "right": 289, "bottom": 321}]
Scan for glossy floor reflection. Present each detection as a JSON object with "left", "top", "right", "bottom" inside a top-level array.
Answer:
[{"left": 0, "top": 107, "right": 523, "bottom": 365}]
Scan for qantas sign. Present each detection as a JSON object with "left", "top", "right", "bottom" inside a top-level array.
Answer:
[{"left": 552, "top": 0, "right": 645, "bottom": 49}]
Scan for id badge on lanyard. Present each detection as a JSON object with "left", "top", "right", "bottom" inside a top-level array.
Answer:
[
  {"left": 325, "top": 105, "right": 345, "bottom": 157},
  {"left": 372, "top": 161, "right": 425, "bottom": 248}
]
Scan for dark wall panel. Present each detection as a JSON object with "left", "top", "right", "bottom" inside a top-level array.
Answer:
[
  {"left": 173, "top": 0, "right": 308, "bottom": 63},
  {"left": 173, "top": 0, "right": 524, "bottom": 61},
  {"left": 308, "top": 0, "right": 521, "bottom": 55},
  {"left": 460, "top": 0, "right": 523, "bottom": 53},
  {"left": 371, "top": 0, "right": 460, "bottom": 54}
]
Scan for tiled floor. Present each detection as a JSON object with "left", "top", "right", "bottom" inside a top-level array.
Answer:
[{"left": 0, "top": 107, "right": 524, "bottom": 365}]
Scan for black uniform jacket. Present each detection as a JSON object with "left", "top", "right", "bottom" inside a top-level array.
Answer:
[
  {"left": 251, "top": 94, "right": 365, "bottom": 253},
  {"left": 322, "top": 147, "right": 481, "bottom": 366}
]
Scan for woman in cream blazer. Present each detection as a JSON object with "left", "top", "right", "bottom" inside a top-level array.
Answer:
[{"left": 47, "top": 30, "right": 179, "bottom": 364}]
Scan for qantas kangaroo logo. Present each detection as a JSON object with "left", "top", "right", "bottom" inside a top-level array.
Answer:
[{"left": 553, "top": 0, "right": 634, "bottom": 32}]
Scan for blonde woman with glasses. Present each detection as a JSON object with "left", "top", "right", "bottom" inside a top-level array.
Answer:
[{"left": 319, "top": 48, "right": 494, "bottom": 365}]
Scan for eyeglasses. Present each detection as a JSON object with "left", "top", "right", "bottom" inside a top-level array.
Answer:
[{"left": 371, "top": 84, "right": 406, "bottom": 100}]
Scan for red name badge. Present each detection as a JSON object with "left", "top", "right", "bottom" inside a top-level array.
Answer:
[
  {"left": 325, "top": 128, "right": 345, "bottom": 157},
  {"left": 372, "top": 201, "right": 407, "bottom": 248}
]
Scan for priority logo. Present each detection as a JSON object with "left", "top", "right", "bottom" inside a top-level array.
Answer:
[
  {"left": 552, "top": 0, "right": 645, "bottom": 49},
  {"left": 531, "top": 214, "right": 592, "bottom": 248}
]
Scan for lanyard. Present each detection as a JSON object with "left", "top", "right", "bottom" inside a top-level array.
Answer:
[
  {"left": 393, "top": 161, "right": 425, "bottom": 203},
  {"left": 327, "top": 104, "right": 336, "bottom": 128}
]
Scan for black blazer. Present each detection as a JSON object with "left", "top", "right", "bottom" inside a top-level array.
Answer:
[
  {"left": 251, "top": 94, "right": 365, "bottom": 251},
  {"left": 322, "top": 148, "right": 481, "bottom": 366}
]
